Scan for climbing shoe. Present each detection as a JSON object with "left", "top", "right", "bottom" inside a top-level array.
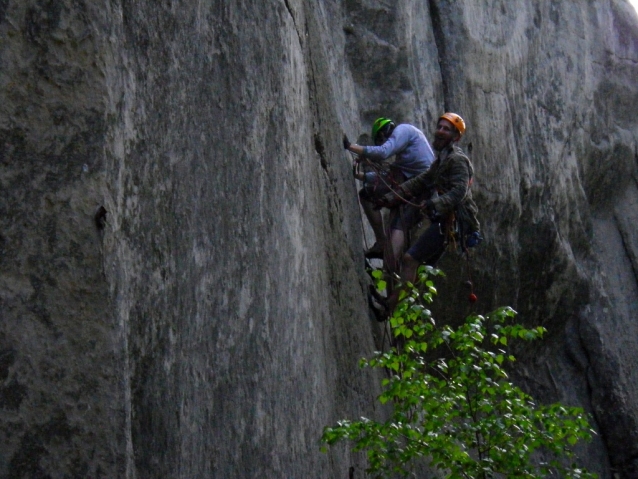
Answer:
[
  {"left": 364, "top": 242, "right": 385, "bottom": 260},
  {"left": 368, "top": 284, "right": 389, "bottom": 322}
]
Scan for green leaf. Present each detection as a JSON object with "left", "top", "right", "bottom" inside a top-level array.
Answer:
[{"left": 320, "top": 268, "right": 595, "bottom": 479}]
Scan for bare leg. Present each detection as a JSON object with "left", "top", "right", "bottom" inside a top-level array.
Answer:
[
  {"left": 390, "top": 228, "right": 405, "bottom": 266},
  {"left": 383, "top": 228, "right": 405, "bottom": 274},
  {"left": 387, "top": 252, "right": 420, "bottom": 313},
  {"left": 360, "top": 196, "right": 386, "bottom": 246},
  {"left": 401, "top": 252, "right": 420, "bottom": 284}
]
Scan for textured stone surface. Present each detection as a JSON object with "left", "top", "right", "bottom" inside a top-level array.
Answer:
[
  {"left": 0, "top": 1, "right": 126, "bottom": 477},
  {"left": 425, "top": 2, "right": 638, "bottom": 477},
  {"left": 0, "top": 0, "right": 637, "bottom": 478}
]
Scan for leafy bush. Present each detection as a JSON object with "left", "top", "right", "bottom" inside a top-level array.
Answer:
[{"left": 322, "top": 266, "right": 596, "bottom": 479}]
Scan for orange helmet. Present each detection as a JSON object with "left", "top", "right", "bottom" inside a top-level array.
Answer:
[{"left": 439, "top": 112, "right": 466, "bottom": 137}]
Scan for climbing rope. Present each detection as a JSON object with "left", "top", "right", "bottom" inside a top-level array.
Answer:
[
  {"left": 350, "top": 151, "right": 374, "bottom": 252},
  {"left": 462, "top": 241, "right": 478, "bottom": 303},
  {"left": 356, "top": 157, "right": 426, "bottom": 209}
]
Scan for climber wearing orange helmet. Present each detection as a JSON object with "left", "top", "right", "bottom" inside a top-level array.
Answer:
[{"left": 380, "top": 113, "right": 481, "bottom": 310}]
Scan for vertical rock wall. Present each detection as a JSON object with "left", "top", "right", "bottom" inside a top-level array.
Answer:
[
  {"left": 0, "top": 1, "right": 126, "bottom": 477},
  {"left": 1, "top": 0, "right": 637, "bottom": 478},
  {"left": 101, "top": 1, "right": 379, "bottom": 477}
]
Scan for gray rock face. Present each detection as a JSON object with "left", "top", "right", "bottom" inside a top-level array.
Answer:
[{"left": 1, "top": 0, "right": 637, "bottom": 478}]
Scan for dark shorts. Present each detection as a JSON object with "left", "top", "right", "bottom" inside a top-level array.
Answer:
[{"left": 407, "top": 222, "right": 447, "bottom": 265}]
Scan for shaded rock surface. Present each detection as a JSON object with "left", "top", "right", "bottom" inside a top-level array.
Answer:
[{"left": 0, "top": 0, "right": 637, "bottom": 478}]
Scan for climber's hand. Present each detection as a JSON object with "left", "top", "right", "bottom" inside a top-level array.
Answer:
[
  {"left": 466, "top": 231, "right": 483, "bottom": 248},
  {"left": 424, "top": 200, "right": 441, "bottom": 222},
  {"left": 343, "top": 134, "right": 351, "bottom": 150}
]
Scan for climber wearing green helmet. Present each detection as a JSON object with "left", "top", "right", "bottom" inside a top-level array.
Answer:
[
  {"left": 343, "top": 118, "right": 434, "bottom": 262},
  {"left": 370, "top": 118, "right": 394, "bottom": 145}
]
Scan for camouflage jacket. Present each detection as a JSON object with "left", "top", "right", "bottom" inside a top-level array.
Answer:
[{"left": 399, "top": 144, "right": 480, "bottom": 233}]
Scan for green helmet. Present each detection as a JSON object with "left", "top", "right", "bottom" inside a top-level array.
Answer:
[{"left": 371, "top": 117, "right": 395, "bottom": 143}]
